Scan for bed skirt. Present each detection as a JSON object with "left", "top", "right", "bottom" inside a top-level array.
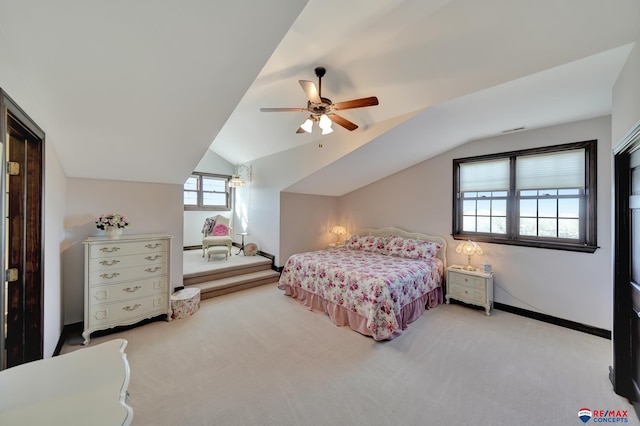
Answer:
[{"left": 279, "top": 285, "right": 443, "bottom": 341}]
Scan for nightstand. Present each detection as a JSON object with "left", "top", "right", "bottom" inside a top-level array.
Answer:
[{"left": 445, "top": 265, "right": 494, "bottom": 316}]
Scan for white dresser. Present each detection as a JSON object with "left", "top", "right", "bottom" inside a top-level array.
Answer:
[
  {"left": 83, "top": 234, "right": 173, "bottom": 344},
  {"left": 445, "top": 265, "right": 494, "bottom": 316}
]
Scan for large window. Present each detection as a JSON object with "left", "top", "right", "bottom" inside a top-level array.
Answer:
[
  {"left": 184, "top": 173, "right": 231, "bottom": 211},
  {"left": 453, "top": 140, "right": 597, "bottom": 252}
]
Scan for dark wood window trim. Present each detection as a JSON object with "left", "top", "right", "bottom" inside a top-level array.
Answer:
[
  {"left": 452, "top": 140, "right": 598, "bottom": 253},
  {"left": 184, "top": 172, "right": 231, "bottom": 211}
]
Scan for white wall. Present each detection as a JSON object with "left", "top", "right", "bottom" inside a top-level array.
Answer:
[
  {"left": 64, "top": 178, "right": 183, "bottom": 324},
  {"left": 280, "top": 192, "right": 341, "bottom": 261},
  {"left": 612, "top": 40, "right": 640, "bottom": 144},
  {"left": 43, "top": 139, "right": 67, "bottom": 357},
  {"left": 338, "top": 116, "right": 613, "bottom": 330}
]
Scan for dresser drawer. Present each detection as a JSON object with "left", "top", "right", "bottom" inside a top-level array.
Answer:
[
  {"left": 89, "top": 240, "right": 168, "bottom": 258},
  {"left": 88, "top": 264, "right": 167, "bottom": 286},
  {"left": 448, "top": 271, "right": 485, "bottom": 290},
  {"left": 88, "top": 277, "right": 168, "bottom": 306},
  {"left": 89, "top": 252, "right": 168, "bottom": 271},
  {"left": 88, "top": 294, "right": 168, "bottom": 326},
  {"left": 449, "top": 282, "right": 486, "bottom": 304}
]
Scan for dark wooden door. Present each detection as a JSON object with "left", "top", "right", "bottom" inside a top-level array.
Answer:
[
  {"left": 630, "top": 150, "right": 640, "bottom": 416},
  {"left": 4, "top": 111, "right": 44, "bottom": 368},
  {"left": 613, "top": 146, "right": 640, "bottom": 419}
]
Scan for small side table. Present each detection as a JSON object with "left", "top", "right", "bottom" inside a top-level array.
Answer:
[
  {"left": 236, "top": 232, "right": 249, "bottom": 255},
  {"left": 445, "top": 265, "right": 494, "bottom": 315}
]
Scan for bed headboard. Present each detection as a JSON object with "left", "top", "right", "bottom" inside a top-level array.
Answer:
[{"left": 353, "top": 226, "right": 447, "bottom": 267}]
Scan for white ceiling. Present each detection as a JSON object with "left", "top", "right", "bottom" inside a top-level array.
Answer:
[{"left": 1, "top": 0, "right": 639, "bottom": 195}]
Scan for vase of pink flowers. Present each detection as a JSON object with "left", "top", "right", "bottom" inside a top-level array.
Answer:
[{"left": 96, "top": 213, "right": 130, "bottom": 239}]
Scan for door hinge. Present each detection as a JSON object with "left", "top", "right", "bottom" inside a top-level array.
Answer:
[
  {"left": 6, "top": 268, "right": 18, "bottom": 282},
  {"left": 7, "top": 161, "right": 19, "bottom": 176}
]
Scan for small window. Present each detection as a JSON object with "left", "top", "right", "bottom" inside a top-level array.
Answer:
[
  {"left": 453, "top": 140, "right": 597, "bottom": 252},
  {"left": 184, "top": 173, "right": 231, "bottom": 211}
]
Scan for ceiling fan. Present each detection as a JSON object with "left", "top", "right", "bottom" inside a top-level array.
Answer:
[{"left": 260, "top": 67, "right": 379, "bottom": 134}]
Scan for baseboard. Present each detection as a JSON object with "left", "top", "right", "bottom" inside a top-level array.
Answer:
[
  {"left": 229, "top": 243, "right": 279, "bottom": 272},
  {"left": 54, "top": 322, "right": 83, "bottom": 356},
  {"left": 185, "top": 243, "right": 280, "bottom": 272},
  {"left": 493, "top": 302, "right": 611, "bottom": 339}
]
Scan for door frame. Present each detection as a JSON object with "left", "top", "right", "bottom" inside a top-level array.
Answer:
[
  {"left": 0, "top": 89, "right": 46, "bottom": 370},
  {"left": 612, "top": 120, "right": 640, "bottom": 406}
]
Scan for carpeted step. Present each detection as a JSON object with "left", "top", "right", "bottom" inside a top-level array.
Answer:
[
  {"left": 183, "top": 257, "right": 272, "bottom": 286},
  {"left": 191, "top": 269, "right": 281, "bottom": 299}
]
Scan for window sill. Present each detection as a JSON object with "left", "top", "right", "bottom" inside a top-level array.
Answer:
[
  {"left": 184, "top": 206, "right": 230, "bottom": 212},
  {"left": 452, "top": 234, "right": 598, "bottom": 253}
]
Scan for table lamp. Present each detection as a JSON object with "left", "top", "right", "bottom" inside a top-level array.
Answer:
[
  {"left": 456, "top": 239, "right": 483, "bottom": 271},
  {"left": 331, "top": 225, "right": 347, "bottom": 245}
]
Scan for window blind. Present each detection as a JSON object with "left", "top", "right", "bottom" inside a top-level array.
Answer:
[
  {"left": 516, "top": 149, "right": 585, "bottom": 190},
  {"left": 460, "top": 158, "right": 509, "bottom": 191}
]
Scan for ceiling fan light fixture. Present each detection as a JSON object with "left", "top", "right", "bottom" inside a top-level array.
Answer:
[
  {"left": 319, "top": 114, "right": 332, "bottom": 130},
  {"left": 300, "top": 118, "right": 314, "bottom": 133},
  {"left": 260, "top": 67, "right": 378, "bottom": 134},
  {"left": 321, "top": 125, "right": 333, "bottom": 135}
]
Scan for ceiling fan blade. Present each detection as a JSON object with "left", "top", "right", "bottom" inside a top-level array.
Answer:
[
  {"left": 260, "top": 107, "right": 307, "bottom": 112},
  {"left": 296, "top": 127, "right": 306, "bottom": 134},
  {"left": 299, "top": 80, "right": 322, "bottom": 104},
  {"left": 333, "top": 96, "right": 379, "bottom": 111},
  {"left": 328, "top": 114, "right": 358, "bottom": 131}
]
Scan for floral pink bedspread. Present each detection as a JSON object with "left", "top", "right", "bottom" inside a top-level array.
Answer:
[{"left": 278, "top": 247, "right": 443, "bottom": 340}]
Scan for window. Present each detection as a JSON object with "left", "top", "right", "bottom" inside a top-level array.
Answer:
[
  {"left": 184, "top": 173, "right": 231, "bottom": 211},
  {"left": 453, "top": 140, "right": 597, "bottom": 252}
]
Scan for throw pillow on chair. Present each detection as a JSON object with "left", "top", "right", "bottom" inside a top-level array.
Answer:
[{"left": 212, "top": 223, "right": 228, "bottom": 236}]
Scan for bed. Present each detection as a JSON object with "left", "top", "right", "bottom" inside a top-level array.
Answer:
[{"left": 278, "top": 227, "right": 447, "bottom": 340}]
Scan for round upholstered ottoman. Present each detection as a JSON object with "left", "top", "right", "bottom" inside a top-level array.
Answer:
[{"left": 171, "top": 287, "right": 200, "bottom": 319}]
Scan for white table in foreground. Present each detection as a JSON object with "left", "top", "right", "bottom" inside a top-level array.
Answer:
[{"left": 0, "top": 338, "right": 133, "bottom": 425}]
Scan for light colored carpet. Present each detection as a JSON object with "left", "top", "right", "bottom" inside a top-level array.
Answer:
[
  {"left": 183, "top": 248, "right": 269, "bottom": 275},
  {"left": 62, "top": 284, "right": 638, "bottom": 426}
]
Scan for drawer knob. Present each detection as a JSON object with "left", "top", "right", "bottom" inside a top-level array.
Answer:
[
  {"left": 145, "top": 243, "right": 162, "bottom": 249},
  {"left": 145, "top": 267, "right": 162, "bottom": 273},
  {"left": 145, "top": 255, "right": 161, "bottom": 261},
  {"left": 123, "top": 285, "right": 142, "bottom": 293},
  {"left": 100, "top": 273, "right": 120, "bottom": 279},
  {"left": 99, "top": 260, "right": 120, "bottom": 266},
  {"left": 100, "top": 247, "right": 120, "bottom": 253},
  {"left": 122, "top": 304, "right": 141, "bottom": 312}
]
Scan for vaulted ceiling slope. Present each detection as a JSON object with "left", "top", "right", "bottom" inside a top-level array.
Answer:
[
  {"left": 0, "top": 1, "right": 638, "bottom": 193},
  {"left": 212, "top": 0, "right": 639, "bottom": 196},
  {"left": 0, "top": 0, "right": 308, "bottom": 184}
]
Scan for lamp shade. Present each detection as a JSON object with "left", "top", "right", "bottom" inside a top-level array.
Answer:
[
  {"left": 456, "top": 239, "right": 483, "bottom": 256},
  {"left": 331, "top": 225, "right": 346, "bottom": 235},
  {"left": 319, "top": 114, "right": 332, "bottom": 130},
  {"left": 229, "top": 175, "right": 245, "bottom": 188},
  {"left": 301, "top": 118, "right": 314, "bottom": 133},
  {"left": 455, "top": 239, "right": 483, "bottom": 270}
]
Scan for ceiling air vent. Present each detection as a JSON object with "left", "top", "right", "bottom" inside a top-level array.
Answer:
[{"left": 501, "top": 126, "right": 526, "bottom": 134}]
